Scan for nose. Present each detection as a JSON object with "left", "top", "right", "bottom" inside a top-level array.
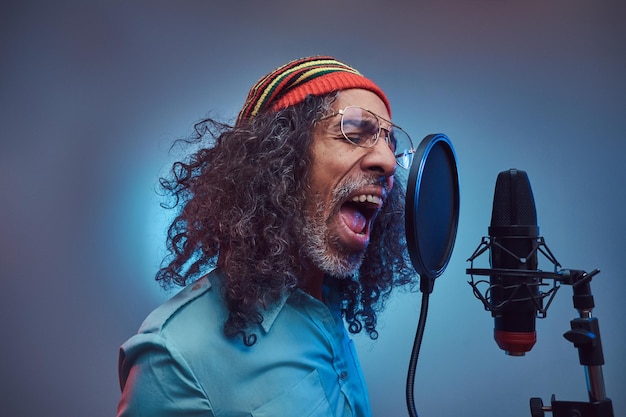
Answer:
[{"left": 361, "top": 132, "right": 397, "bottom": 179}]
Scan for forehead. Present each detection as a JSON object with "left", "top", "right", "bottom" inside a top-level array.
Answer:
[{"left": 333, "top": 89, "right": 390, "bottom": 120}]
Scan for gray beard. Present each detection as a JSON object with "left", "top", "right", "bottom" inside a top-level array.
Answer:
[
  {"left": 300, "top": 176, "right": 382, "bottom": 278},
  {"left": 301, "top": 204, "right": 365, "bottom": 278}
]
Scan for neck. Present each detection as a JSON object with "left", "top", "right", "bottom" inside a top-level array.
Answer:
[{"left": 299, "top": 261, "right": 325, "bottom": 301}]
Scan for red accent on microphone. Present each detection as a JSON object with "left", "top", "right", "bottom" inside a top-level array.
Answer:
[{"left": 494, "top": 330, "right": 537, "bottom": 356}]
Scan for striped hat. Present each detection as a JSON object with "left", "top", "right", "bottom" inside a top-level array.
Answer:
[{"left": 236, "top": 56, "right": 390, "bottom": 125}]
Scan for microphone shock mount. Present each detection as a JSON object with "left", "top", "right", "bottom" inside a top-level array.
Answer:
[{"left": 466, "top": 238, "right": 614, "bottom": 417}]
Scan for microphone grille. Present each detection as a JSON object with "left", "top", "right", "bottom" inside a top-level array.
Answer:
[{"left": 490, "top": 169, "right": 537, "bottom": 227}]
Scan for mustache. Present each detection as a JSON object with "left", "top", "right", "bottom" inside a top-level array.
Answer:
[{"left": 331, "top": 175, "right": 390, "bottom": 207}]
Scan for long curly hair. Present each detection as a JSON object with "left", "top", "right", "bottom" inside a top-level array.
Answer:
[{"left": 156, "top": 93, "right": 417, "bottom": 345}]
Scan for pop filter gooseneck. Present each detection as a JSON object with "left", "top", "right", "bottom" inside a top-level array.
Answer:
[{"left": 405, "top": 134, "right": 460, "bottom": 417}]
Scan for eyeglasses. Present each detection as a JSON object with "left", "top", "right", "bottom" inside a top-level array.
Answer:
[{"left": 319, "top": 106, "right": 415, "bottom": 169}]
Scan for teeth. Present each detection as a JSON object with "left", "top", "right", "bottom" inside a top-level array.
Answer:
[{"left": 351, "top": 194, "right": 382, "bottom": 205}]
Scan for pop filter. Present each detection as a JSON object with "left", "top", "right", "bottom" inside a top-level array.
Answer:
[
  {"left": 405, "top": 133, "right": 460, "bottom": 293},
  {"left": 405, "top": 133, "right": 460, "bottom": 417}
]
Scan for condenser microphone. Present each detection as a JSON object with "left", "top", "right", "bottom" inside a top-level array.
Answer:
[{"left": 488, "top": 169, "right": 541, "bottom": 356}]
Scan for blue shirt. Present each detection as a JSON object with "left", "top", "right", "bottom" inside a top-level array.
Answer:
[{"left": 117, "top": 269, "right": 373, "bottom": 417}]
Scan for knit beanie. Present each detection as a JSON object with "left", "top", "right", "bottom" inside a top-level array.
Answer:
[{"left": 236, "top": 56, "right": 390, "bottom": 125}]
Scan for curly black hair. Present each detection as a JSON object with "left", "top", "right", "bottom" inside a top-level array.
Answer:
[{"left": 156, "top": 93, "right": 417, "bottom": 345}]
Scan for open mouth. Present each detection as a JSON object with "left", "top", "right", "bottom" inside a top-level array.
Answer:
[{"left": 339, "top": 194, "right": 383, "bottom": 236}]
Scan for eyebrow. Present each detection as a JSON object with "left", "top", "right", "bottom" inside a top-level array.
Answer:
[{"left": 343, "top": 115, "right": 378, "bottom": 132}]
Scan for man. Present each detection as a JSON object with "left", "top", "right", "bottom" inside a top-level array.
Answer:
[{"left": 117, "top": 56, "right": 417, "bottom": 416}]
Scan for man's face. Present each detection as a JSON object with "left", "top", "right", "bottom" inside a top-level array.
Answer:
[{"left": 301, "top": 88, "right": 397, "bottom": 278}]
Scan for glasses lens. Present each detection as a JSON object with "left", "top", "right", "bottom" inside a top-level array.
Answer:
[
  {"left": 390, "top": 126, "right": 414, "bottom": 169},
  {"left": 340, "top": 107, "right": 379, "bottom": 148},
  {"left": 340, "top": 106, "right": 415, "bottom": 169}
]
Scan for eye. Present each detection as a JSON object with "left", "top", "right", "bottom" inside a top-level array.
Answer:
[
  {"left": 387, "top": 130, "right": 398, "bottom": 152},
  {"left": 342, "top": 117, "right": 378, "bottom": 146}
]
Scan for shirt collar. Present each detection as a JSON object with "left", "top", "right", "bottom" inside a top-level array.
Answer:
[
  {"left": 259, "top": 276, "right": 343, "bottom": 333},
  {"left": 259, "top": 292, "right": 291, "bottom": 333},
  {"left": 212, "top": 269, "right": 342, "bottom": 333}
]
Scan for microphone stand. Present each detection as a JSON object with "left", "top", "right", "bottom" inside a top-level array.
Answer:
[
  {"left": 529, "top": 269, "right": 614, "bottom": 417},
  {"left": 466, "top": 237, "right": 615, "bottom": 417}
]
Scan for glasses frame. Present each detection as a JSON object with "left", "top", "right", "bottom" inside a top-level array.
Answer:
[{"left": 318, "top": 106, "right": 415, "bottom": 169}]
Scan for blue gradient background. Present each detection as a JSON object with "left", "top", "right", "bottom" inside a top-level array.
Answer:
[{"left": 1, "top": 1, "right": 624, "bottom": 416}]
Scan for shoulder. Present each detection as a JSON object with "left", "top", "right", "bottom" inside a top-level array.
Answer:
[
  {"left": 118, "top": 308, "right": 216, "bottom": 416},
  {"left": 137, "top": 271, "right": 222, "bottom": 336},
  {"left": 120, "top": 270, "right": 230, "bottom": 366},
  {"left": 118, "top": 270, "right": 227, "bottom": 397}
]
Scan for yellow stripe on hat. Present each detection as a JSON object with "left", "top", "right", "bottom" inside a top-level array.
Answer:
[{"left": 249, "top": 59, "right": 356, "bottom": 118}]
